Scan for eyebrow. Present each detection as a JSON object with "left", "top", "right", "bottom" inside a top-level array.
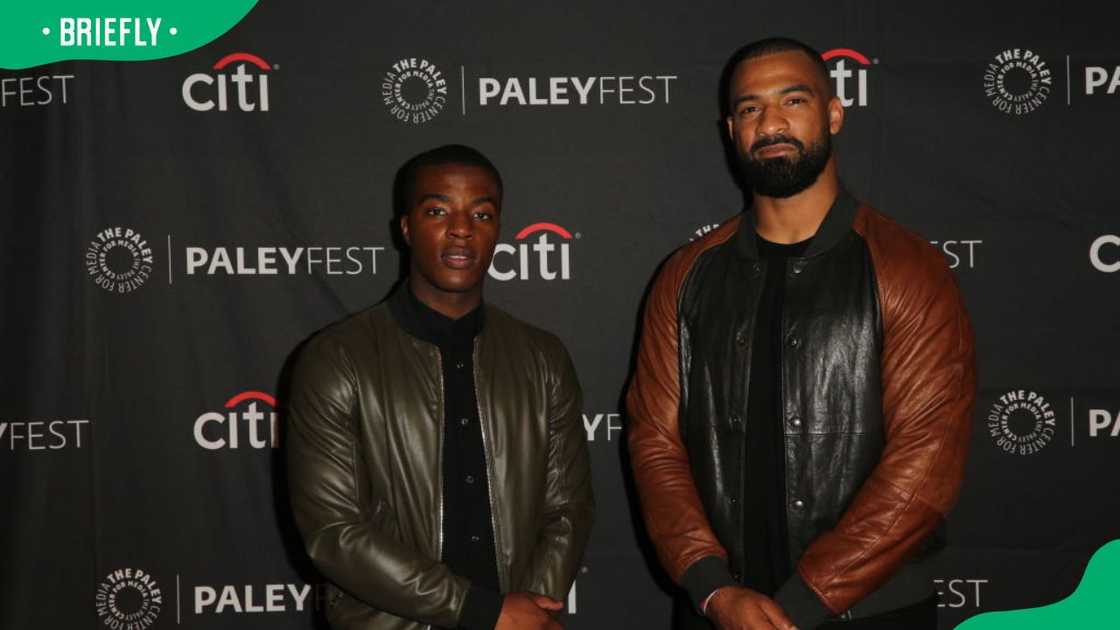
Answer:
[
  {"left": 416, "top": 193, "right": 499, "bottom": 207},
  {"left": 731, "top": 83, "right": 816, "bottom": 108},
  {"left": 417, "top": 193, "right": 451, "bottom": 204}
]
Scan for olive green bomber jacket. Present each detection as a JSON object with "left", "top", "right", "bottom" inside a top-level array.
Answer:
[{"left": 287, "top": 291, "right": 594, "bottom": 629}]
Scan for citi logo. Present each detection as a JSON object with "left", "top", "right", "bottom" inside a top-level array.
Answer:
[
  {"left": 183, "top": 52, "right": 274, "bottom": 112},
  {"left": 194, "top": 391, "right": 278, "bottom": 450},
  {"left": 1090, "top": 235, "right": 1119, "bottom": 272},
  {"left": 489, "top": 222, "right": 577, "bottom": 282},
  {"left": 822, "top": 48, "right": 875, "bottom": 108}
]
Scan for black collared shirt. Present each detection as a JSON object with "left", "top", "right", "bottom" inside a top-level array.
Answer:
[{"left": 397, "top": 287, "right": 502, "bottom": 630}]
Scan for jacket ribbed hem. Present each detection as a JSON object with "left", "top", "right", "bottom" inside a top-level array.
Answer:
[
  {"left": 775, "top": 573, "right": 831, "bottom": 629},
  {"left": 680, "top": 555, "right": 737, "bottom": 614}
]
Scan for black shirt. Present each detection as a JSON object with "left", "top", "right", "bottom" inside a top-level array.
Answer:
[
  {"left": 742, "top": 235, "right": 812, "bottom": 597},
  {"left": 400, "top": 288, "right": 503, "bottom": 630}
]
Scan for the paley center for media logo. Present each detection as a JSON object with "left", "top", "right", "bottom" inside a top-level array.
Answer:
[
  {"left": 99, "top": 569, "right": 323, "bottom": 623},
  {"left": 86, "top": 226, "right": 154, "bottom": 293},
  {"left": 183, "top": 52, "right": 275, "bottom": 112},
  {"left": 96, "top": 568, "right": 163, "bottom": 630},
  {"left": 987, "top": 389, "right": 1056, "bottom": 455},
  {"left": 87, "top": 228, "right": 388, "bottom": 294},
  {"left": 382, "top": 56, "right": 447, "bottom": 124},
  {"left": 381, "top": 54, "right": 681, "bottom": 120},
  {"left": 983, "top": 47, "right": 1052, "bottom": 115}
]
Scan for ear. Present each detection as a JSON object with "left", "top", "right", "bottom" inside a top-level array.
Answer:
[
  {"left": 399, "top": 214, "right": 411, "bottom": 246},
  {"left": 725, "top": 115, "right": 735, "bottom": 141},
  {"left": 828, "top": 96, "right": 844, "bottom": 135}
]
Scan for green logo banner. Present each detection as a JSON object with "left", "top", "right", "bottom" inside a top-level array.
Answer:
[
  {"left": 956, "top": 539, "right": 1120, "bottom": 628},
  {"left": 0, "top": 0, "right": 258, "bottom": 69}
]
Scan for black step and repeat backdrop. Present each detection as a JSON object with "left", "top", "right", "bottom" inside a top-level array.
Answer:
[{"left": 3, "top": 1, "right": 1119, "bottom": 628}]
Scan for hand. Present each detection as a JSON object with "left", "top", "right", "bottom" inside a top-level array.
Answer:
[
  {"left": 706, "top": 586, "right": 797, "bottom": 630},
  {"left": 495, "top": 592, "right": 564, "bottom": 630}
]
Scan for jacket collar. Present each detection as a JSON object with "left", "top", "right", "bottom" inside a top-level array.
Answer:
[
  {"left": 734, "top": 187, "right": 858, "bottom": 260},
  {"left": 387, "top": 281, "right": 485, "bottom": 347}
]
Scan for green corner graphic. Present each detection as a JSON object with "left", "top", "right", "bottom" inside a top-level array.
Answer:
[
  {"left": 0, "top": 1, "right": 258, "bottom": 69},
  {"left": 956, "top": 540, "right": 1120, "bottom": 629}
]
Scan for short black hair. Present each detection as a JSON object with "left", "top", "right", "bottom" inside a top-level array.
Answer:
[
  {"left": 719, "top": 37, "right": 832, "bottom": 116},
  {"left": 393, "top": 144, "right": 503, "bottom": 219}
]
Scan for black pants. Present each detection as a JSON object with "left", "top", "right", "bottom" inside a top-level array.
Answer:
[
  {"left": 819, "top": 596, "right": 939, "bottom": 630},
  {"left": 673, "top": 594, "right": 938, "bottom": 630}
]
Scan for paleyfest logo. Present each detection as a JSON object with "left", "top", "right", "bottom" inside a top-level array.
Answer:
[
  {"left": 382, "top": 57, "right": 447, "bottom": 124},
  {"left": 85, "top": 226, "right": 154, "bottom": 293}
]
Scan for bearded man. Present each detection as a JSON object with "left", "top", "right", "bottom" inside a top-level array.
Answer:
[{"left": 627, "top": 37, "right": 976, "bottom": 630}]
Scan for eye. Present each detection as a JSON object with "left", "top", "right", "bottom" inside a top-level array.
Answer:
[
  {"left": 738, "top": 105, "right": 760, "bottom": 117},
  {"left": 424, "top": 206, "right": 447, "bottom": 217},
  {"left": 786, "top": 96, "right": 807, "bottom": 106},
  {"left": 473, "top": 211, "right": 494, "bottom": 222}
]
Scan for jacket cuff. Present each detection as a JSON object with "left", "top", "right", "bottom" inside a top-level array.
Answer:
[
  {"left": 680, "top": 555, "right": 737, "bottom": 614},
  {"left": 774, "top": 573, "right": 832, "bottom": 630},
  {"left": 458, "top": 583, "right": 503, "bottom": 630}
]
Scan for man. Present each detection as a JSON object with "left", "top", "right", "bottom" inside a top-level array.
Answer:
[
  {"left": 288, "top": 145, "right": 593, "bottom": 630},
  {"left": 627, "top": 38, "right": 976, "bottom": 630}
]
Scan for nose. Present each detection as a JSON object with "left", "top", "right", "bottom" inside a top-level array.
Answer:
[
  {"left": 757, "top": 105, "right": 789, "bottom": 138},
  {"left": 447, "top": 210, "right": 473, "bottom": 239}
]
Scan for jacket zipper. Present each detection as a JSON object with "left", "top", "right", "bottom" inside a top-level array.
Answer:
[
  {"left": 472, "top": 336, "right": 506, "bottom": 592},
  {"left": 434, "top": 348, "right": 446, "bottom": 560},
  {"left": 430, "top": 348, "right": 446, "bottom": 630}
]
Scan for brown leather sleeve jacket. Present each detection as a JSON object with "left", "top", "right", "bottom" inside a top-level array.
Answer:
[
  {"left": 287, "top": 293, "right": 594, "bottom": 630},
  {"left": 626, "top": 192, "right": 976, "bottom": 629}
]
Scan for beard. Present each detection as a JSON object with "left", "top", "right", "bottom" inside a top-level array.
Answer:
[{"left": 738, "top": 132, "right": 831, "bottom": 198}]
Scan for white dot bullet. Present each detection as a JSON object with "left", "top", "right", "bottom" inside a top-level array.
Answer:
[
  {"left": 169, "top": 27, "right": 178, "bottom": 36},
  {"left": 42, "top": 27, "right": 50, "bottom": 35}
]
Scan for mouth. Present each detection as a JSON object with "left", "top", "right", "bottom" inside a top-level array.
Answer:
[
  {"left": 754, "top": 143, "right": 796, "bottom": 158},
  {"left": 441, "top": 248, "right": 476, "bottom": 269}
]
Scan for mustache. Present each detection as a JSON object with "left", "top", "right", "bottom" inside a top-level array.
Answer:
[{"left": 750, "top": 135, "right": 805, "bottom": 154}]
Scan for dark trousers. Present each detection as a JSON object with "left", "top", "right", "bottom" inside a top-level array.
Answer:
[
  {"left": 818, "top": 596, "right": 939, "bottom": 630},
  {"left": 673, "top": 594, "right": 938, "bottom": 630}
]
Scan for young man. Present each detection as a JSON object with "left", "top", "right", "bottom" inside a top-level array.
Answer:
[
  {"left": 627, "top": 39, "right": 976, "bottom": 630},
  {"left": 288, "top": 145, "right": 593, "bottom": 630}
]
